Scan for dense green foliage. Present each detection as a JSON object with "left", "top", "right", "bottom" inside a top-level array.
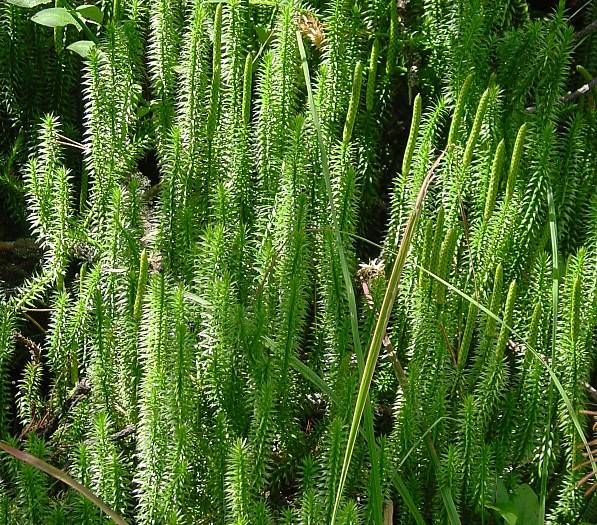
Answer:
[{"left": 1, "top": 0, "right": 597, "bottom": 523}]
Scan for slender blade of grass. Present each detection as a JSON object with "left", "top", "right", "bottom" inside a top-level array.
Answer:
[
  {"left": 391, "top": 472, "right": 428, "bottom": 525},
  {"left": 398, "top": 417, "right": 455, "bottom": 470},
  {"left": 290, "top": 355, "right": 337, "bottom": 402},
  {"left": 412, "top": 265, "right": 597, "bottom": 485},
  {"left": 345, "top": 229, "right": 597, "bottom": 513},
  {"left": 426, "top": 437, "right": 461, "bottom": 525},
  {"left": 0, "top": 441, "right": 129, "bottom": 525},
  {"left": 330, "top": 151, "right": 444, "bottom": 524},
  {"left": 539, "top": 186, "right": 560, "bottom": 524},
  {"left": 295, "top": 31, "right": 364, "bottom": 376},
  {"left": 297, "top": 31, "right": 383, "bottom": 524},
  {"left": 290, "top": 355, "right": 428, "bottom": 525}
]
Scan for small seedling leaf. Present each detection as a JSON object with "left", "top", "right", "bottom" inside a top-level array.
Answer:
[
  {"left": 67, "top": 40, "right": 96, "bottom": 58},
  {"left": 31, "top": 7, "right": 79, "bottom": 29},
  {"left": 6, "top": 0, "right": 51, "bottom": 8},
  {"left": 75, "top": 4, "right": 103, "bottom": 24}
]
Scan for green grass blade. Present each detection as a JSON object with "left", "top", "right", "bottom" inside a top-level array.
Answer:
[
  {"left": 391, "top": 471, "right": 428, "bottom": 525},
  {"left": 0, "top": 441, "right": 129, "bottom": 525},
  {"left": 345, "top": 229, "right": 597, "bottom": 507},
  {"left": 539, "top": 186, "right": 560, "bottom": 524},
  {"left": 290, "top": 355, "right": 337, "bottom": 402},
  {"left": 330, "top": 151, "right": 444, "bottom": 524},
  {"left": 297, "top": 31, "right": 383, "bottom": 524},
  {"left": 296, "top": 31, "right": 363, "bottom": 372},
  {"left": 426, "top": 437, "right": 461, "bottom": 525},
  {"left": 290, "top": 355, "right": 428, "bottom": 525},
  {"left": 394, "top": 415, "right": 455, "bottom": 470},
  {"left": 413, "top": 264, "right": 597, "bottom": 486}
]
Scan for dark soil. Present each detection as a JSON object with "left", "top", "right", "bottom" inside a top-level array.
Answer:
[{"left": 0, "top": 239, "right": 42, "bottom": 294}]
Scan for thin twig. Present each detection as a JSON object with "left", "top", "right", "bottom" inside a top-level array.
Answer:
[
  {"left": 383, "top": 334, "right": 408, "bottom": 388},
  {"left": 0, "top": 239, "right": 40, "bottom": 253},
  {"left": 56, "top": 133, "right": 85, "bottom": 150},
  {"left": 562, "top": 77, "right": 597, "bottom": 103},
  {"left": 111, "top": 424, "right": 136, "bottom": 441},
  {"left": 21, "top": 379, "right": 91, "bottom": 440},
  {"left": 526, "top": 77, "right": 597, "bottom": 112},
  {"left": 586, "top": 383, "right": 597, "bottom": 404},
  {"left": 576, "top": 19, "right": 597, "bottom": 41},
  {"left": 23, "top": 313, "right": 47, "bottom": 334}
]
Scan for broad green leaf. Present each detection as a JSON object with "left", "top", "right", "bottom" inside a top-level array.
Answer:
[
  {"left": 31, "top": 7, "right": 80, "bottom": 29},
  {"left": 486, "top": 505, "right": 518, "bottom": 525},
  {"left": 75, "top": 4, "right": 103, "bottom": 24},
  {"left": 255, "top": 25, "right": 270, "bottom": 44},
  {"left": 66, "top": 40, "right": 95, "bottom": 58},
  {"left": 513, "top": 484, "right": 540, "bottom": 524},
  {"left": 487, "top": 481, "right": 540, "bottom": 525},
  {"left": 494, "top": 479, "right": 510, "bottom": 507},
  {"left": 486, "top": 480, "right": 520, "bottom": 525},
  {"left": 6, "top": 0, "right": 51, "bottom": 8}
]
